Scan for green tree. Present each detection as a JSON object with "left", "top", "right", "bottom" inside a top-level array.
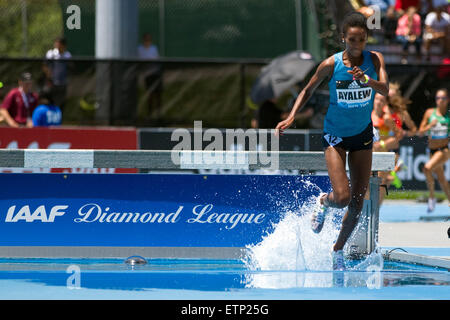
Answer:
[{"left": 0, "top": 0, "right": 63, "bottom": 57}]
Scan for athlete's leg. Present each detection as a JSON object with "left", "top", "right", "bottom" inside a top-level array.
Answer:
[
  {"left": 322, "top": 146, "right": 351, "bottom": 208},
  {"left": 378, "top": 170, "right": 390, "bottom": 204},
  {"left": 434, "top": 165, "right": 450, "bottom": 202},
  {"left": 311, "top": 146, "right": 350, "bottom": 233},
  {"left": 431, "top": 148, "right": 450, "bottom": 202},
  {"left": 373, "top": 137, "right": 398, "bottom": 152},
  {"left": 424, "top": 166, "right": 436, "bottom": 200},
  {"left": 333, "top": 148, "right": 372, "bottom": 252},
  {"left": 423, "top": 150, "right": 448, "bottom": 200}
]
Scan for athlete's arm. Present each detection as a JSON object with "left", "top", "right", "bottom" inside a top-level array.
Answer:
[
  {"left": 349, "top": 51, "right": 389, "bottom": 96},
  {"left": 418, "top": 108, "right": 435, "bottom": 136},
  {"left": 402, "top": 111, "right": 417, "bottom": 136},
  {"left": 275, "top": 56, "right": 334, "bottom": 134}
]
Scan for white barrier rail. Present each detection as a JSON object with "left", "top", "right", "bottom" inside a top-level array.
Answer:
[{"left": 0, "top": 149, "right": 395, "bottom": 171}]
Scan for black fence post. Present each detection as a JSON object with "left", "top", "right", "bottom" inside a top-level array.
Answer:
[{"left": 239, "top": 62, "right": 246, "bottom": 128}]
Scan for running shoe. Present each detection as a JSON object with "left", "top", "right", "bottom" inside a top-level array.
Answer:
[
  {"left": 390, "top": 171, "right": 402, "bottom": 189},
  {"left": 311, "top": 194, "right": 328, "bottom": 233},
  {"left": 395, "top": 158, "right": 406, "bottom": 172},
  {"left": 332, "top": 250, "right": 346, "bottom": 271},
  {"left": 426, "top": 198, "right": 436, "bottom": 213}
]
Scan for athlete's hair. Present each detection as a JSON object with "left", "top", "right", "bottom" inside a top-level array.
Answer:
[
  {"left": 389, "top": 82, "right": 400, "bottom": 93},
  {"left": 387, "top": 94, "right": 410, "bottom": 113},
  {"left": 342, "top": 11, "right": 369, "bottom": 35},
  {"left": 436, "top": 88, "right": 448, "bottom": 96}
]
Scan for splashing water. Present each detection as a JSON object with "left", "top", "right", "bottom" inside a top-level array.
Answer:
[
  {"left": 244, "top": 193, "right": 343, "bottom": 272},
  {"left": 244, "top": 190, "right": 384, "bottom": 273},
  {"left": 242, "top": 178, "right": 386, "bottom": 289},
  {"left": 351, "top": 247, "right": 384, "bottom": 271}
]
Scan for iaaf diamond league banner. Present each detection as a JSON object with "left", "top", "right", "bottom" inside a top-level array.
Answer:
[{"left": 0, "top": 174, "right": 330, "bottom": 247}]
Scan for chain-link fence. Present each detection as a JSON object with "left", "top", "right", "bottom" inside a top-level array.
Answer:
[
  {"left": 60, "top": 0, "right": 336, "bottom": 60},
  {"left": 0, "top": 0, "right": 63, "bottom": 58},
  {"left": 0, "top": 0, "right": 340, "bottom": 60},
  {"left": 139, "top": 0, "right": 298, "bottom": 59}
]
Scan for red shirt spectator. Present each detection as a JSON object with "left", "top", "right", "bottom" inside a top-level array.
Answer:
[
  {"left": 1, "top": 88, "right": 38, "bottom": 124},
  {"left": 395, "top": 0, "right": 420, "bottom": 11},
  {"left": 0, "top": 73, "right": 38, "bottom": 127},
  {"left": 396, "top": 9, "right": 422, "bottom": 36}
]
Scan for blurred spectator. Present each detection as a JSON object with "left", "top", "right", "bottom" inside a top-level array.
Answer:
[
  {"left": 423, "top": 5, "right": 450, "bottom": 59},
  {"left": 138, "top": 33, "right": 159, "bottom": 59},
  {"left": 0, "top": 81, "right": 4, "bottom": 124},
  {"left": 250, "top": 97, "right": 310, "bottom": 129},
  {"left": 351, "top": 0, "right": 395, "bottom": 15},
  {"left": 395, "top": 0, "right": 421, "bottom": 15},
  {"left": 253, "top": 99, "right": 283, "bottom": 129},
  {"left": 418, "top": 1, "right": 449, "bottom": 25},
  {"left": 138, "top": 33, "right": 162, "bottom": 120},
  {"left": 43, "top": 37, "right": 72, "bottom": 111},
  {"left": 396, "top": 6, "right": 422, "bottom": 63},
  {"left": 422, "top": 0, "right": 450, "bottom": 13},
  {"left": 365, "top": 0, "right": 396, "bottom": 13},
  {"left": 0, "top": 72, "right": 38, "bottom": 128},
  {"left": 384, "top": 5, "right": 400, "bottom": 43},
  {"left": 32, "top": 87, "right": 62, "bottom": 127}
]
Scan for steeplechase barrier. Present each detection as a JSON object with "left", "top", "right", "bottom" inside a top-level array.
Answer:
[{"left": 0, "top": 149, "right": 395, "bottom": 260}]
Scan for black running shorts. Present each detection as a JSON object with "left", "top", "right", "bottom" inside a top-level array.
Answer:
[{"left": 322, "top": 122, "right": 374, "bottom": 152}]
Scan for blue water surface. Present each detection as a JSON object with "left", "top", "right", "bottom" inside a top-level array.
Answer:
[
  {"left": 0, "top": 257, "right": 448, "bottom": 300},
  {"left": 0, "top": 201, "right": 448, "bottom": 300},
  {"left": 379, "top": 202, "right": 449, "bottom": 222}
]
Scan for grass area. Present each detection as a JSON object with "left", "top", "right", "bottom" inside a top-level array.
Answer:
[{"left": 385, "top": 190, "right": 447, "bottom": 201}]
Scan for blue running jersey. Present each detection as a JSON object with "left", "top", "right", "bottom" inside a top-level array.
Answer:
[{"left": 325, "top": 50, "right": 378, "bottom": 137}]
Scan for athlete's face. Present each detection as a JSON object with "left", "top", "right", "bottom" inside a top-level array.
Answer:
[
  {"left": 435, "top": 90, "right": 448, "bottom": 109},
  {"left": 374, "top": 93, "right": 386, "bottom": 110},
  {"left": 343, "top": 27, "right": 367, "bottom": 57}
]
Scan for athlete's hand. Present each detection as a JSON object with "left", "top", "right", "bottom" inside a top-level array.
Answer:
[
  {"left": 347, "top": 66, "right": 366, "bottom": 82},
  {"left": 275, "top": 116, "right": 295, "bottom": 136}
]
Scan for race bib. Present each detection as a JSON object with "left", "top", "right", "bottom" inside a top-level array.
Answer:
[
  {"left": 430, "top": 122, "right": 448, "bottom": 139},
  {"left": 336, "top": 80, "right": 373, "bottom": 108},
  {"left": 324, "top": 133, "right": 343, "bottom": 147}
]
